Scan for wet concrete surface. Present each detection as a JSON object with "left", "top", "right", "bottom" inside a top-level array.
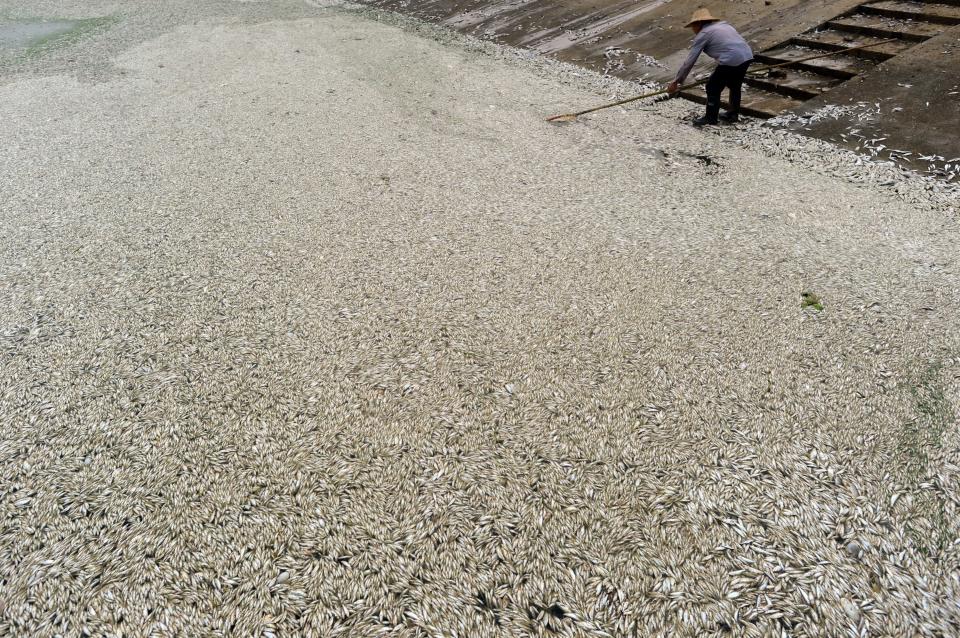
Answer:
[
  {"left": 783, "top": 27, "right": 960, "bottom": 179},
  {"left": 359, "top": 0, "right": 864, "bottom": 82}
]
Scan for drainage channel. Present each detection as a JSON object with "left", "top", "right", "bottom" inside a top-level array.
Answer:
[{"left": 679, "top": 0, "right": 960, "bottom": 118}]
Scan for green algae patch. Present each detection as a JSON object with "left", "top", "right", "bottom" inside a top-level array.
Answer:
[{"left": 800, "top": 291, "right": 823, "bottom": 312}]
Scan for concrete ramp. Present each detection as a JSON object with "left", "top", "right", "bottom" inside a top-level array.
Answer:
[
  {"left": 357, "top": 0, "right": 959, "bottom": 180},
  {"left": 680, "top": 0, "right": 959, "bottom": 118}
]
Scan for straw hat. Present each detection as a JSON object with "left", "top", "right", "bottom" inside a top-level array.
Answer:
[{"left": 685, "top": 8, "right": 719, "bottom": 27}]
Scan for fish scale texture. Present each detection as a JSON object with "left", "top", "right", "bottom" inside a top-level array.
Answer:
[{"left": 1, "top": 3, "right": 959, "bottom": 637}]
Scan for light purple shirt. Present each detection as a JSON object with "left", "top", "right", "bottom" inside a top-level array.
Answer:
[{"left": 675, "top": 21, "right": 753, "bottom": 83}]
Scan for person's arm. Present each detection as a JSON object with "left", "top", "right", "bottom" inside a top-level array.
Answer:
[{"left": 668, "top": 32, "right": 708, "bottom": 93}]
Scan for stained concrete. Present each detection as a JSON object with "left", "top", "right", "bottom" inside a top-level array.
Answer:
[
  {"left": 793, "top": 27, "right": 960, "bottom": 174},
  {"left": 359, "top": 0, "right": 864, "bottom": 80}
]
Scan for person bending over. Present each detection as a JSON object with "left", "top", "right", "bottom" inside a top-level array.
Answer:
[{"left": 667, "top": 9, "right": 753, "bottom": 126}]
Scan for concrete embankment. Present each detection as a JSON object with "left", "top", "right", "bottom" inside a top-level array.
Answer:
[{"left": 356, "top": 0, "right": 960, "bottom": 179}]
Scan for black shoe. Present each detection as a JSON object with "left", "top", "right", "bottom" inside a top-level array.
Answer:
[
  {"left": 719, "top": 111, "right": 739, "bottom": 123},
  {"left": 693, "top": 115, "right": 718, "bottom": 127}
]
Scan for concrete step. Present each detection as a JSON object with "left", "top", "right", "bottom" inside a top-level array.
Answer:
[
  {"left": 755, "top": 45, "right": 880, "bottom": 79},
  {"left": 745, "top": 67, "right": 844, "bottom": 99},
  {"left": 790, "top": 29, "right": 913, "bottom": 59},
  {"left": 828, "top": 13, "right": 948, "bottom": 41},
  {"left": 860, "top": 0, "right": 960, "bottom": 24},
  {"left": 678, "top": 85, "right": 806, "bottom": 118}
]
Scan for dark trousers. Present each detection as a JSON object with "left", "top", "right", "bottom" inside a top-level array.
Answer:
[{"left": 705, "top": 60, "right": 751, "bottom": 120}]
